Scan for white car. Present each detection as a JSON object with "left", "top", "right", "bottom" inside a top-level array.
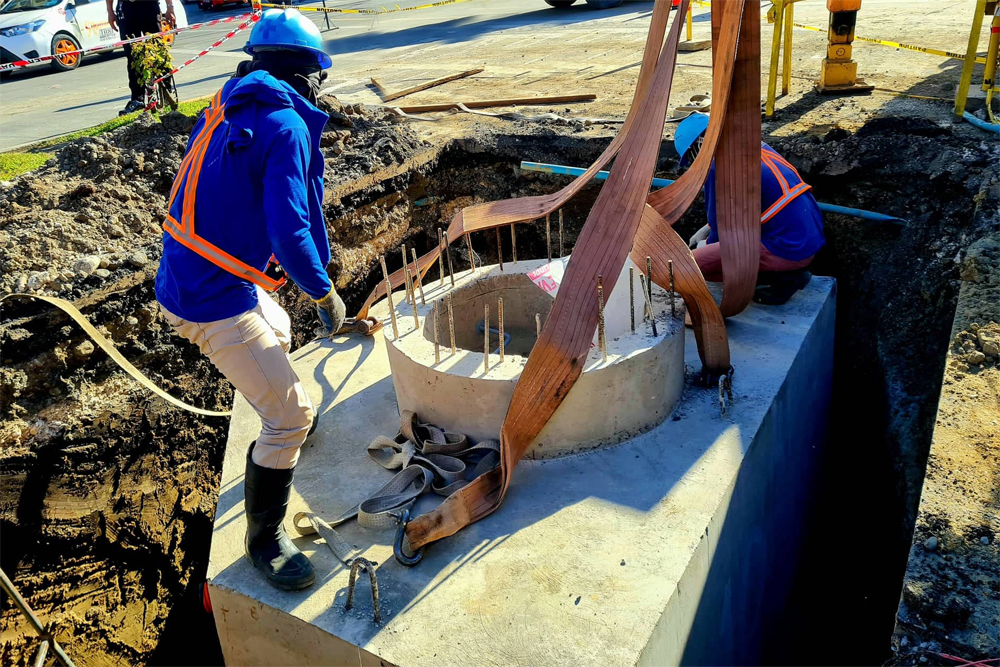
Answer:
[{"left": 0, "top": 0, "right": 186, "bottom": 73}]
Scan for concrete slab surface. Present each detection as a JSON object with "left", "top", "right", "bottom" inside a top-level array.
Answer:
[{"left": 208, "top": 276, "right": 836, "bottom": 666}]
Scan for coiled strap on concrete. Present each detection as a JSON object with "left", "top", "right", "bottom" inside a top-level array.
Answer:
[
  {"left": 293, "top": 411, "right": 499, "bottom": 563},
  {"left": 0, "top": 294, "right": 231, "bottom": 418}
]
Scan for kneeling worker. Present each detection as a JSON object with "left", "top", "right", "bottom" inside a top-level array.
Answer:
[
  {"left": 155, "top": 9, "right": 344, "bottom": 591},
  {"left": 675, "top": 112, "right": 825, "bottom": 304}
]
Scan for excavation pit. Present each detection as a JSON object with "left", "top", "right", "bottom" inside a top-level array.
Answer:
[{"left": 384, "top": 258, "right": 685, "bottom": 458}]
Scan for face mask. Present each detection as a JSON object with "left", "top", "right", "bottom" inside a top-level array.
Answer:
[{"left": 236, "top": 51, "right": 328, "bottom": 104}]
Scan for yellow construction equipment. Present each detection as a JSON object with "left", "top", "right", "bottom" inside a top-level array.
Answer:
[
  {"left": 817, "top": 0, "right": 873, "bottom": 94},
  {"left": 954, "top": 0, "right": 1000, "bottom": 122}
]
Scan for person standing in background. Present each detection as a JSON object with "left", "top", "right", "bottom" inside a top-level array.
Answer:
[{"left": 106, "top": 0, "right": 175, "bottom": 115}]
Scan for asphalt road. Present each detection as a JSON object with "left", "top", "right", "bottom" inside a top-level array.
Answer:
[
  {"left": 0, "top": 0, "right": 987, "bottom": 151},
  {"left": 0, "top": 0, "right": 628, "bottom": 150}
]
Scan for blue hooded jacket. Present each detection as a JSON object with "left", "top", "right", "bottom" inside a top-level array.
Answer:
[
  {"left": 155, "top": 70, "right": 332, "bottom": 323},
  {"left": 704, "top": 143, "right": 825, "bottom": 262}
]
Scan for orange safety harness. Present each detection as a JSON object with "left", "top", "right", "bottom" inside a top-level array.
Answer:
[
  {"left": 760, "top": 146, "right": 812, "bottom": 224},
  {"left": 162, "top": 88, "right": 287, "bottom": 292}
]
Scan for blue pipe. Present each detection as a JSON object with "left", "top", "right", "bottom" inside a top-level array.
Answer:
[
  {"left": 520, "top": 161, "right": 907, "bottom": 225},
  {"left": 476, "top": 320, "right": 511, "bottom": 356},
  {"left": 962, "top": 111, "right": 1000, "bottom": 135}
]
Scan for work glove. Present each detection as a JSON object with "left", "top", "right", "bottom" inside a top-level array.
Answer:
[
  {"left": 688, "top": 224, "right": 711, "bottom": 250},
  {"left": 313, "top": 286, "right": 346, "bottom": 336}
]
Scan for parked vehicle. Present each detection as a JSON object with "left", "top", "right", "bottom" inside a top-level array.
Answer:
[
  {"left": 544, "top": 0, "right": 625, "bottom": 8},
  {"left": 0, "top": 0, "right": 186, "bottom": 72},
  {"left": 196, "top": 0, "right": 249, "bottom": 12}
]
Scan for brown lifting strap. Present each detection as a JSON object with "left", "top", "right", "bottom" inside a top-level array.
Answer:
[{"left": 354, "top": 0, "right": 761, "bottom": 554}]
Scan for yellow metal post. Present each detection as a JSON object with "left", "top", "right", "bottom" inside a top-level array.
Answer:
[
  {"left": 981, "top": 4, "right": 999, "bottom": 92},
  {"left": 782, "top": 2, "right": 794, "bottom": 95},
  {"left": 678, "top": 2, "right": 710, "bottom": 52},
  {"left": 955, "top": 0, "right": 990, "bottom": 116},
  {"left": 766, "top": 0, "right": 786, "bottom": 116}
]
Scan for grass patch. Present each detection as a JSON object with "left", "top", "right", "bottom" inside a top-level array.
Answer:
[
  {"left": 11, "top": 96, "right": 213, "bottom": 156},
  {"left": 0, "top": 152, "right": 54, "bottom": 180}
]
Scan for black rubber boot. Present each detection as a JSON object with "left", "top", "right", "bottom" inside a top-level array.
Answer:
[
  {"left": 244, "top": 444, "right": 315, "bottom": 591},
  {"left": 753, "top": 270, "right": 812, "bottom": 306}
]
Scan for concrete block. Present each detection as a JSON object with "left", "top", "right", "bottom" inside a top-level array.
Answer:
[{"left": 208, "top": 277, "right": 836, "bottom": 667}]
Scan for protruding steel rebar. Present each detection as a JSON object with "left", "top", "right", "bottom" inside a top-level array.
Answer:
[
  {"left": 511, "top": 224, "right": 517, "bottom": 263},
  {"left": 447, "top": 294, "right": 456, "bottom": 353},
  {"left": 344, "top": 557, "right": 381, "bottom": 625},
  {"left": 380, "top": 257, "right": 399, "bottom": 339},
  {"left": 498, "top": 297, "right": 505, "bottom": 361},
  {"left": 384, "top": 281, "right": 399, "bottom": 338},
  {"left": 1, "top": 568, "right": 76, "bottom": 667},
  {"left": 546, "top": 213, "right": 552, "bottom": 262},
  {"left": 401, "top": 245, "right": 412, "bottom": 302},
  {"left": 444, "top": 232, "right": 456, "bottom": 288},
  {"left": 645, "top": 256, "right": 654, "bottom": 321},
  {"left": 558, "top": 209, "right": 564, "bottom": 257},
  {"left": 436, "top": 228, "right": 446, "bottom": 286},
  {"left": 433, "top": 300, "right": 440, "bottom": 364},
  {"left": 484, "top": 303, "right": 490, "bottom": 373},
  {"left": 465, "top": 233, "right": 476, "bottom": 275},
  {"left": 639, "top": 274, "right": 658, "bottom": 338},
  {"left": 668, "top": 259, "right": 675, "bottom": 318},
  {"left": 597, "top": 275, "right": 607, "bottom": 362},
  {"left": 401, "top": 249, "right": 419, "bottom": 330},
  {"left": 496, "top": 227, "right": 503, "bottom": 271},
  {"left": 629, "top": 266, "right": 635, "bottom": 333},
  {"left": 411, "top": 248, "right": 425, "bottom": 305}
]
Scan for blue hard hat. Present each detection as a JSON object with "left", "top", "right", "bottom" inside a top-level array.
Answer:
[
  {"left": 244, "top": 9, "right": 332, "bottom": 69},
  {"left": 674, "top": 112, "right": 710, "bottom": 162}
]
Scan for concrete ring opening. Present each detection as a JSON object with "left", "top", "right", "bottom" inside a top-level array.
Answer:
[
  {"left": 383, "top": 258, "right": 687, "bottom": 459},
  {"left": 424, "top": 272, "right": 552, "bottom": 356}
]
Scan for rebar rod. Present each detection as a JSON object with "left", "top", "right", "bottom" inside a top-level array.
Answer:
[
  {"left": 597, "top": 276, "right": 607, "bottom": 362},
  {"left": 447, "top": 294, "right": 456, "bottom": 353},
  {"left": 437, "top": 227, "right": 446, "bottom": 286},
  {"left": 411, "top": 248, "right": 425, "bottom": 305},
  {"left": 498, "top": 298, "right": 505, "bottom": 361},
  {"left": 1, "top": 568, "right": 76, "bottom": 667}
]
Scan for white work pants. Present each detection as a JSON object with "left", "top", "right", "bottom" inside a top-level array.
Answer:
[{"left": 160, "top": 288, "right": 314, "bottom": 469}]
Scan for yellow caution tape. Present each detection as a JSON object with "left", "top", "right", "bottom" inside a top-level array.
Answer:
[
  {"left": 259, "top": 0, "right": 478, "bottom": 15},
  {"left": 1, "top": 294, "right": 232, "bottom": 417},
  {"left": 791, "top": 22, "right": 987, "bottom": 66}
]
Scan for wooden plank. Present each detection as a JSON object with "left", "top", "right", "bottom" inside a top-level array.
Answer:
[
  {"left": 376, "top": 68, "right": 484, "bottom": 103},
  {"left": 393, "top": 93, "right": 596, "bottom": 113},
  {"left": 369, "top": 77, "right": 389, "bottom": 98}
]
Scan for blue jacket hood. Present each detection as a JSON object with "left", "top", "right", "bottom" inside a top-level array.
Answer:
[{"left": 218, "top": 70, "right": 329, "bottom": 152}]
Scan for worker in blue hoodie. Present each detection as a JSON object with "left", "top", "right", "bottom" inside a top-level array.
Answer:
[{"left": 154, "top": 9, "right": 342, "bottom": 590}]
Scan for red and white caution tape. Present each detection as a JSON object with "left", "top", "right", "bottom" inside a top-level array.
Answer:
[
  {"left": 149, "top": 11, "right": 259, "bottom": 91},
  {"left": 0, "top": 12, "right": 256, "bottom": 72}
]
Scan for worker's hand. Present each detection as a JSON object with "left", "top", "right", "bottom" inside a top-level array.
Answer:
[
  {"left": 164, "top": 4, "right": 176, "bottom": 29},
  {"left": 688, "top": 224, "right": 710, "bottom": 250},
  {"left": 107, "top": 7, "right": 118, "bottom": 32},
  {"left": 313, "top": 286, "right": 346, "bottom": 336}
]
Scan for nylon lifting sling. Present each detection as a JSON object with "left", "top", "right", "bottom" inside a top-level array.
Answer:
[
  {"left": 162, "top": 88, "right": 287, "bottom": 293},
  {"left": 346, "top": 0, "right": 760, "bottom": 557}
]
